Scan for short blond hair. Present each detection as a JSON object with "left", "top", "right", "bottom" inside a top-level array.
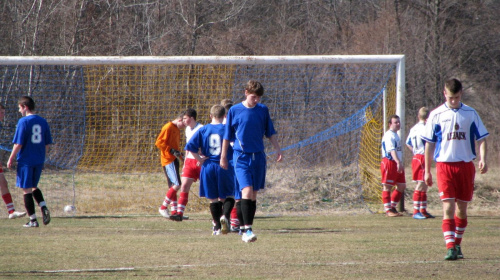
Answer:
[
  {"left": 418, "top": 107, "right": 429, "bottom": 121},
  {"left": 210, "top": 104, "right": 225, "bottom": 119}
]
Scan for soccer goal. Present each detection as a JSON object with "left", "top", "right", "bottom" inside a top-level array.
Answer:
[{"left": 0, "top": 55, "right": 404, "bottom": 216}]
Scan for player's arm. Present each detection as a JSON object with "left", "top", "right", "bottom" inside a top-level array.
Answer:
[
  {"left": 220, "top": 139, "right": 230, "bottom": 170},
  {"left": 477, "top": 138, "right": 488, "bottom": 174},
  {"left": 7, "top": 144, "right": 22, "bottom": 169},
  {"left": 390, "top": 150, "right": 403, "bottom": 173},
  {"left": 406, "top": 144, "right": 414, "bottom": 153},
  {"left": 424, "top": 142, "right": 435, "bottom": 186},
  {"left": 268, "top": 134, "right": 283, "bottom": 162},
  {"left": 189, "top": 151, "right": 206, "bottom": 165}
]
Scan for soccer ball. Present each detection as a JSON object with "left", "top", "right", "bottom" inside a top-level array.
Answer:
[{"left": 64, "top": 205, "right": 76, "bottom": 214}]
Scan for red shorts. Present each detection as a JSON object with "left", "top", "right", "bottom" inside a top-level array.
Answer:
[
  {"left": 181, "top": 158, "right": 201, "bottom": 181},
  {"left": 436, "top": 161, "right": 475, "bottom": 202},
  {"left": 411, "top": 154, "right": 425, "bottom": 182},
  {"left": 380, "top": 158, "right": 406, "bottom": 186}
]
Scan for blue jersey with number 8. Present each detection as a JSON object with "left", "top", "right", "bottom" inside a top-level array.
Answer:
[{"left": 12, "top": 115, "right": 53, "bottom": 166}]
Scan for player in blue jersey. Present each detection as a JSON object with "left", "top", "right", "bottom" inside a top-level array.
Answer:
[
  {"left": 422, "top": 78, "right": 489, "bottom": 260},
  {"left": 185, "top": 105, "right": 235, "bottom": 235},
  {"left": 220, "top": 80, "right": 283, "bottom": 243},
  {"left": 406, "top": 107, "right": 435, "bottom": 219},
  {"left": 380, "top": 115, "right": 406, "bottom": 217},
  {"left": 0, "top": 104, "right": 26, "bottom": 219},
  {"left": 7, "top": 96, "right": 53, "bottom": 228}
]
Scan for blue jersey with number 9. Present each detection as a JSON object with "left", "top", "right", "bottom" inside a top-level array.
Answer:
[
  {"left": 185, "top": 123, "right": 233, "bottom": 163},
  {"left": 12, "top": 115, "right": 53, "bottom": 166}
]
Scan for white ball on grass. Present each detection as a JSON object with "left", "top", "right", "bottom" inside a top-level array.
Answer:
[{"left": 64, "top": 205, "right": 76, "bottom": 213}]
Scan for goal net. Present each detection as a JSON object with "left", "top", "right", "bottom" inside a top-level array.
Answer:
[{"left": 0, "top": 56, "right": 404, "bottom": 216}]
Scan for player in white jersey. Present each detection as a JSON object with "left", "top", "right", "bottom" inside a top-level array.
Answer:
[
  {"left": 422, "top": 78, "right": 488, "bottom": 261},
  {"left": 380, "top": 115, "right": 406, "bottom": 217},
  {"left": 405, "top": 107, "right": 435, "bottom": 219},
  {"left": 167, "top": 108, "right": 203, "bottom": 221}
]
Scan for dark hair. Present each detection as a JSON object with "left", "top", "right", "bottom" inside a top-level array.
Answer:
[
  {"left": 19, "top": 96, "right": 35, "bottom": 111},
  {"left": 184, "top": 108, "right": 197, "bottom": 120},
  {"left": 388, "top": 114, "right": 400, "bottom": 124},
  {"left": 245, "top": 80, "right": 264, "bottom": 96},
  {"left": 445, "top": 78, "right": 463, "bottom": 94},
  {"left": 220, "top": 99, "right": 234, "bottom": 111}
]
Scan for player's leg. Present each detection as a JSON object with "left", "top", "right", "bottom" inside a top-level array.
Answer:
[
  {"left": 453, "top": 162, "right": 474, "bottom": 259},
  {"left": 174, "top": 158, "right": 200, "bottom": 220},
  {"left": 412, "top": 182, "right": 426, "bottom": 219},
  {"left": 0, "top": 172, "right": 26, "bottom": 218},
  {"left": 159, "top": 160, "right": 180, "bottom": 218},
  {"left": 30, "top": 164, "right": 50, "bottom": 225},
  {"left": 18, "top": 166, "right": 39, "bottom": 227},
  {"left": 209, "top": 198, "right": 223, "bottom": 235},
  {"left": 380, "top": 159, "right": 400, "bottom": 216},
  {"left": 437, "top": 162, "right": 462, "bottom": 260},
  {"left": 176, "top": 177, "right": 194, "bottom": 219}
]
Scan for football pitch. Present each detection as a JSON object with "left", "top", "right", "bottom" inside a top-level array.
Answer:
[{"left": 0, "top": 213, "right": 499, "bottom": 279}]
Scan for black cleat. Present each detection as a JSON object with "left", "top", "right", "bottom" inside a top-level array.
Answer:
[{"left": 42, "top": 207, "right": 51, "bottom": 225}]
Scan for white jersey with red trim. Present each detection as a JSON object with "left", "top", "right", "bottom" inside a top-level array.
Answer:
[
  {"left": 406, "top": 121, "right": 426, "bottom": 155},
  {"left": 421, "top": 103, "right": 488, "bottom": 162},
  {"left": 381, "top": 130, "right": 402, "bottom": 161},
  {"left": 185, "top": 123, "right": 203, "bottom": 159}
]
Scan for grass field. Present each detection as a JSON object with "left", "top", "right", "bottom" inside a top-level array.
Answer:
[{"left": 0, "top": 213, "right": 499, "bottom": 279}]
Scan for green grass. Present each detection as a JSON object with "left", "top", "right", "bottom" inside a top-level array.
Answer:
[{"left": 0, "top": 213, "right": 499, "bottom": 279}]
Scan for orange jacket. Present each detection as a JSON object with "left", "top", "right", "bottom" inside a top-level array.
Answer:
[{"left": 155, "top": 122, "right": 181, "bottom": 166}]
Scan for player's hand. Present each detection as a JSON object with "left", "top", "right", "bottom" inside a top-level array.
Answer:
[
  {"left": 7, "top": 158, "right": 14, "bottom": 169},
  {"left": 275, "top": 151, "right": 283, "bottom": 162},
  {"left": 169, "top": 148, "right": 182, "bottom": 158},
  {"left": 478, "top": 161, "right": 488, "bottom": 174},
  {"left": 424, "top": 172, "right": 433, "bottom": 187},
  {"left": 220, "top": 157, "right": 228, "bottom": 170}
]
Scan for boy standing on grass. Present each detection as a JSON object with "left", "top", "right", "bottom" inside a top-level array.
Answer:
[
  {"left": 156, "top": 113, "right": 186, "bottom": 219},
  {"left": 0, "top": 104, "right": 26, "bottom": 219},
  {"left": 220, "top": 80, "right": 283, "bottom": 243},
  {"left": 380, "top": 115, "right": 406, "bottom": 217},
  {"left": 406, "top": 107, "right": 435, "bottom": 220},
  {"left": 166, "top": 108, "right": 203, "bottom": 221},
  {"left": 185, "top": 105, "right": 235, "bottom": 235},
  {"left": 7, "top": 96, "right": 52, "bottom": 228},
  {"left": 422, "top": 78, "right": 488, "bottom": 261}
]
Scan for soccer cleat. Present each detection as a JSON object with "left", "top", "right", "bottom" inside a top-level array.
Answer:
[
  {"left": 23, "top": 220, "right": 39, "bottom": 228},
  {"left": 455, "top": 245, "right": 464, "bottom": 259},
  {"left": 444, "top": 247, "right": 458, "bottom": 260},
  {"left": 385, "top": 208, "right": 401, "bottom": 217},
  {"left": 158, "top": 207, "right": 170, "bottom": 218},
  {"left": 220, "top": 216, "right": 229, "bottom": 235},
  {"left": 212, "top": 229, "right": 222, "bottom": 236},
  {"left": 230, "top": 225, "right": 240, "bottom": 233},
  {"left": 242, "top": 229, "right": 257, "bottom": 243},
  {"left": 422, "top": 212, "right": 435, "bottom": 219},
  {"left": 8, "top": 211, "right": 27, "bottom": 219},
  {"left": 42, "top": 207, "right": 51, "bottom": 225},
  {"left": 169, "top": 214, "right": 183, "bottom": 221},
  {"left": 412, "top": 212, "right": 427, "bottom": 220}
]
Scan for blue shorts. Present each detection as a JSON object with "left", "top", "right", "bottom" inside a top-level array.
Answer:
[
  {"left": 233, "top": 150, "right": 266, "bottom": 192},
  {"left": 16, "top": 164, "right": 43, "bottom": 189},
  {"left": 199, "top": 161, "right": 235, "bottom": 200},
  {"left": 163, "top": 160, "right": 181, "bottom": 187}
]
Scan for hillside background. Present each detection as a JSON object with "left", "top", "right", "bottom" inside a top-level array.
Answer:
[{"left": 1, "top": 0, "right": 499, "bottom": 165}]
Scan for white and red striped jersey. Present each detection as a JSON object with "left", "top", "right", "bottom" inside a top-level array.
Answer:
[
  {"left": 421, "top": 103, "right": 488, "bottom": 162},
  {"left": 381, "top": 130, "right": 402, "bottom": 161},
  {"left": 406, "top": 121, "right": 426, "bottom": 155}
]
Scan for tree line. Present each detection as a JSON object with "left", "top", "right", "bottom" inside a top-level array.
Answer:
[{"left": 1, "top": 0, "right": 499, "bottom": 163}]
